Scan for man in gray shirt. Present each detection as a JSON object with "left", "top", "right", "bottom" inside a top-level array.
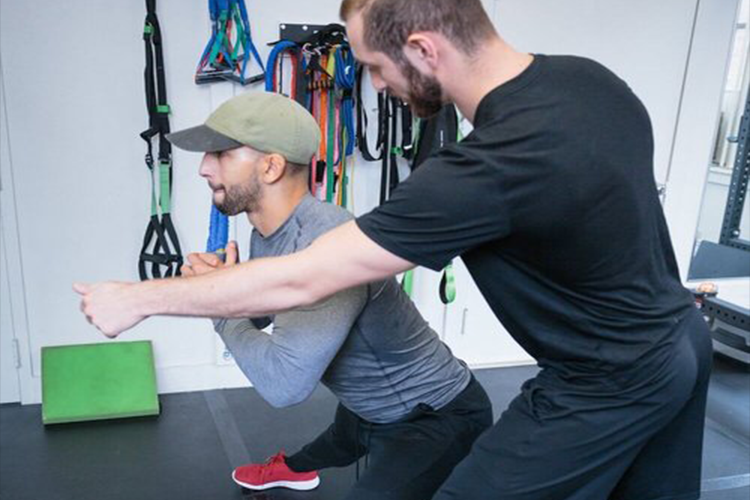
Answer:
[{"left": 171, "top": 92, "right": 492, "bottom": 500}]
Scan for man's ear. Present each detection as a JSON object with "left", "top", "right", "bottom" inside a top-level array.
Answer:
[
  {"left": 262, "top": 153, "right": 287, "bottom": 184},
  {"left": 403, "top": 32, "right": 440, "bottom": 74}
]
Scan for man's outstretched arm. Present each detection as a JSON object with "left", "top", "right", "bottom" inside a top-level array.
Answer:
[{"left": 74, "top": 221, "right": 414, "bottom": 337}]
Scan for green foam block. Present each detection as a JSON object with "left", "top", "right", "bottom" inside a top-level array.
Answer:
[{"left": 42, "top": 340, "right": 160, "bottom": 425}]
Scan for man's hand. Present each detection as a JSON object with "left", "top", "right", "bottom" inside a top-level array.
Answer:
[
  {"left": 73, "top": 282, "right": 146, "bottom": 338},
  {"left": 181, "top": 241, "right": 239, "bottom": 277}
]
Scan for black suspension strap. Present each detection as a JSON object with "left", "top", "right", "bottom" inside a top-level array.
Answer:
[
  {"left": 139, "top": 0, "right": 183, "bottom": 281},
  {"left": 387, "top": 96, "right": 401, "bottom": 199},
  {"left": 378, "top": 94, "right": 392, "bottom": 204},
  {"left": 355, "top": 65, "right": 384, "bottom": 162},
  {"left": 412, "top": 104, "right": 458, "bottom": 170},
  {"left": 378, "top": 95, "right": 415, "bottom": 204},
  {"left": 399, "top": 101, "right": 414, "bottom": 162}
]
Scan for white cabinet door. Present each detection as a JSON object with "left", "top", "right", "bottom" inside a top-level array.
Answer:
[
  {"left": 1, "top": 225, "right": 21, "bottom": 404},
  {"left": 439, "top": 259, "right": 534, "bottom": 368}
]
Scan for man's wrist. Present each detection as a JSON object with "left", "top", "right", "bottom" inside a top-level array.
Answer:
[{"left": 131, "top": 278, "right": 170, "bottom": 317}]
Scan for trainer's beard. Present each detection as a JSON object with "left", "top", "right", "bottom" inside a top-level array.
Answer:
[{"left": 401, "top": 60, "right": 444, "bottom": 119}]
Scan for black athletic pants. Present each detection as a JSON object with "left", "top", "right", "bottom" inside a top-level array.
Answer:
[
  {"left": 432, "top": 308, "right": 713, "bottom": 500},
  {"left": 285, "top": 376, "right": 493, "bottom": 500}
]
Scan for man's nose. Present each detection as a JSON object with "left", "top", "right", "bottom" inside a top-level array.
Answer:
[{"left": 199, "top": 153, "right": 218, "bottom": 178}]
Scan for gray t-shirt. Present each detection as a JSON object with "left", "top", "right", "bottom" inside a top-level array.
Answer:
[{"left": 213, "top": 194, "right": 471, "bottom": 424}]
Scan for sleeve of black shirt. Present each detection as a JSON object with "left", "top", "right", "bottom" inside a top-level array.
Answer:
[{"left": 356, "top": 141, "right": 511, "bottom": 271}]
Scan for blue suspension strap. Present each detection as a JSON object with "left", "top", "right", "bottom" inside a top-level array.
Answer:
[
  {"left": 139, "top": 0, "right": 183, "bottom": 281},
  {"left": 196, "top": 0, "right": 234, "bottom": 83},
  {"left": 196, "top": 0, "right": 223, "bottom": 77},
  {"left": 233, "top": 0, "right": 265, "bottom": 83},
  {"left": 195, "top": 0, "right": 265, "bottom": 85}
]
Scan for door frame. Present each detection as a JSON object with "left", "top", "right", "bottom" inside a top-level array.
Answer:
[{"left": 1, "top": 54, "right": 39, "bottom": 405}]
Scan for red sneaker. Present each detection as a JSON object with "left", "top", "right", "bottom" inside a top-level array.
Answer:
[{"left": 231, "top": 452, "right": 320, "bottom": 491}]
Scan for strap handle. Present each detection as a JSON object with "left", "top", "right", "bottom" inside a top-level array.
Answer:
[{"left": 439, "top": 263, "right": 456, "bottom": 305}]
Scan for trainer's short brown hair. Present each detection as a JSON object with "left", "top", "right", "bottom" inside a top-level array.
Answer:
[{"left": 340, "top": 0, "right": 496, "bottom": 61}]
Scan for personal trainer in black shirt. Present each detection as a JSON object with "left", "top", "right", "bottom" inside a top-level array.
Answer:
[{"left": 76, "top": 0, "right": 712, "bottom": 498}]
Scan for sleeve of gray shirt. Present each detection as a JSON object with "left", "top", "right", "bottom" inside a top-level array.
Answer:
[{"left": 212, "top": 285, "right": 368, "bottom": 408}]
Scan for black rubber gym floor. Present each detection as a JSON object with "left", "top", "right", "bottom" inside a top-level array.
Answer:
[{"left": 1, "top": 358, "right": 748, "bottom": 500}]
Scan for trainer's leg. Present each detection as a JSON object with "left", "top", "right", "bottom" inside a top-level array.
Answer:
[
  {"left": 285, "top": 403, "right": 366, "bottom": 472},
  {"left": 344, "top": 376, "right": 493, "bottom": 500},
  {"left": 432, "top": 320, "right": 709, "bottom": 500},
  {"left": 611, "top": 311, "right": 713, "bottom": 500}
]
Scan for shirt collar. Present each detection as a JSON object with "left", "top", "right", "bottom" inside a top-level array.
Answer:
[{"left": 474, "top": 53, "right": 546, "bottom": 126}]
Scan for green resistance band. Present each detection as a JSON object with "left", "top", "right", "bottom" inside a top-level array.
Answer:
[{"left": 209, "top": 10, "right": 230, "bottom": 66}]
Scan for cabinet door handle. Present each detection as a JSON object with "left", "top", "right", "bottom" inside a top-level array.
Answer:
[
  {"left": 460, "top": 308, "right": 468, "bottom": 335},
  {"left": 13, "top": 339, "right": 21, "bottom": 369}
]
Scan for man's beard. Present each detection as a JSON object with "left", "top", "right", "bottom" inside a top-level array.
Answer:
[
  {"left": 401, "top": 60, "right": 444, "bottom": 118},
  {"left": 214, "top": 175, "right": 262, "bottom": 216}
]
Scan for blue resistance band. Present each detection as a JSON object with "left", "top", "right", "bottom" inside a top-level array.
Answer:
[
  {"left": 206, "top": 205, "right": 229, "bottom": 258},
  {"left": 335, "top": 46, "right": 355, "bottom": 158},
  {"left": 265, "top": 40, "right": 299, "bottom": 92}
]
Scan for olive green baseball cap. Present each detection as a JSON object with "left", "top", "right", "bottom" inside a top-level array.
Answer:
[{"left": 167, "top": 91, "right": 321, "bottom": 164}]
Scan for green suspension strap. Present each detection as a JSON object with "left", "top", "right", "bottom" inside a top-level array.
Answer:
[
  {"left": 439, "top": 263, "right": 457, "bottom": 304},
  {"left": 401, "top": 269, "right": 414, "bottom": 298},
  {"left": 138, "top": 0, "right": 183, "bottom": 281}
]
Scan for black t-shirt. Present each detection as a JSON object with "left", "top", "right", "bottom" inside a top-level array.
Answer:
[{"left": 356, "top": 54, "right": 694, "bottom": 382}]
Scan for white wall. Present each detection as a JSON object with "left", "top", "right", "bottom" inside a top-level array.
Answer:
[
  {"left": 0, "top": 0, "right": 742, "bottom": 404},
  {"left": 1, "top": 226, "right": 21, "bottom": 403},
  {"left": 493, "top": 0, "right": 700, "bottom": 187},
  {"left": 664, "top": 0, "right": 743, "bottom": 280}
]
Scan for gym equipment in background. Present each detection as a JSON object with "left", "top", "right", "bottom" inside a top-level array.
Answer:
[
  {"left": 266, "top": 24, "right": 357, "bottom": 207},
  {"left": 264, "top": 24, "right": 457, "bottom": 305},
  {"left": 41, "top": 341, "right": 159, "bottom": 424},
  {"left": 701, "top": 296, "right": 750, "bottom": 364},
  {"left": 139, "top": 0, "right": 184, "bottom": 281},
  {"left": 195, "top": 0, "right": 266, "bottom": 85},
  {"left": 690, "top": 86, "right": 750, "bottom": 280},
  {"left": 718, "top": 86, "right": 750, "bottom": 253}
]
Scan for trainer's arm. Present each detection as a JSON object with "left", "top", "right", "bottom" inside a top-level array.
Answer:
[
  {"left": 161, "top": 221, "right": 409, "bottom": 316},
  {"left": 75, "top": 221, "right": 412, "bottom": 337}
]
